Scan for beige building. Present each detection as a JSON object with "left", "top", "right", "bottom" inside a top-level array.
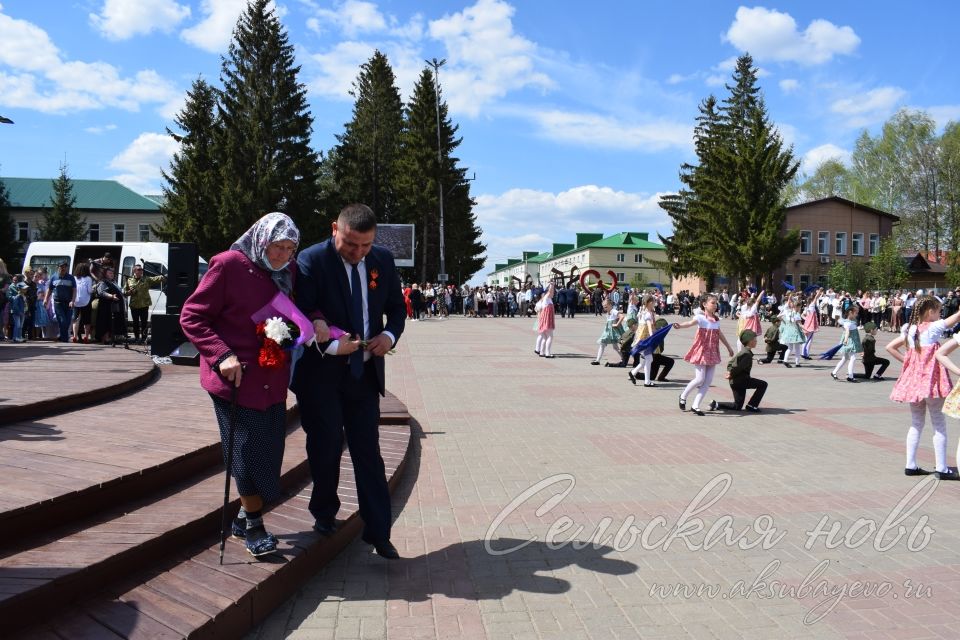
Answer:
[
  {"left": 487, "top": 232, "right": 669, "bottom": 290},
  {"left": 4, "top": 177, "right": 163, "bottom": 267}
]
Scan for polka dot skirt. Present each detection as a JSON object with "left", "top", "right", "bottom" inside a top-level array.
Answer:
[{"left": 210, "top": 394, "right": 286, "bottom": 504}]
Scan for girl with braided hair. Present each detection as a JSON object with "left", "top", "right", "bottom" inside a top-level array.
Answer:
[{"left": 886, "top": 296, "right": 960, "bottom": 480}]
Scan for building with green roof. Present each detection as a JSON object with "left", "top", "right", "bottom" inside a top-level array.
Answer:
[
  {"left": 486, "top": 231, "right": 669, "bottom": 290},
  {"left": 3, "top": 177, "right": 162, "bottom": 259}
]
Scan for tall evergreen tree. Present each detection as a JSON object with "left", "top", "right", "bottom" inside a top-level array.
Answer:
[
  {"left": 332, "top": 51, "right": 406, "bottom": 223},
  {"left": 217, "top": 0, "right": 322, "bottom": 244},
  {"left": 38, "top": 163, "right": 86, "bottom": 241},
  {"left": 398, "top": 68, "right": 485, "bottom": 283},
  {"left": 657, "top": 54, "right": 798, "bottom": 288},
  {"left": 156, "top": 77, "right": 224, "bottom": 258},
  {"left": 0, "top": 175, "right": 19, "bottom": 268}
]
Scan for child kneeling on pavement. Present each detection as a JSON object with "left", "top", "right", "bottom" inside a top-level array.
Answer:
[{"left": 710, "top": 329, "right": 767, "bottom": 413}]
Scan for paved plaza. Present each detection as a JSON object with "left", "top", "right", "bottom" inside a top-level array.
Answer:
[{"left": 249, "top": 313, "right": 960, "bottom": 639}]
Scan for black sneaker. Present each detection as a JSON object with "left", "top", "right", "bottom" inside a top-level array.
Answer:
[
  {"left": 745, "top": 405, "right": 761, "bottom": 412},
  {"left": 709, "top": 400, "right": 718, "bottom": 411}
]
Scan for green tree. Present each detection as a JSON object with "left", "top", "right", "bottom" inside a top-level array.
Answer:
[
  {"left": 868, "top": 237, "right": 910, "bottom": 290},
  {"left": 38, "top": 163, "right": 86, "bottom": 241},
  {"left": 216, "top": 0, "right": 322, "bottom": 244},
  {"left": 156, "top": 77, "right": 224, "bottom": 258},
  {"left": 658, "top": 54, "right": 799, "bottom": 289},
  {"left": 331, "top": 50, "right": 406, "bottom": 223},
  {"left": 398, "top": 67, "right": 484, "bottom": 283},
  {"left": 801, "top": 159, "right": 851, "bottom": 201},
  {"left": 0, "top": 175, "right": 19, "bottom": 269}
]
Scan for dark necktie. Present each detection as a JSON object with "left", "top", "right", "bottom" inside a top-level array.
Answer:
[{"left": 350, "top": 263, "right": 364, "bottom": 378}]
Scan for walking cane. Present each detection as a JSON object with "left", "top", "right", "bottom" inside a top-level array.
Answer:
[{"left": 219, "top": 382, "right": 239, "bottom": 565}]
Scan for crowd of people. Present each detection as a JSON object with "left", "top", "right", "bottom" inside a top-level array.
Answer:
[{"left": 0, "top": 254, "right": 164, "bottom": 344}]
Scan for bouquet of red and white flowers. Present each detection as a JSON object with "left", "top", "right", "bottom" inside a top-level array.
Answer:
[{"left": 255, "top": 316, "right": 301, "bottom": 369}]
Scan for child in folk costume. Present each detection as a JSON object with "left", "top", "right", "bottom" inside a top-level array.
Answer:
[
  {"left": 591, "top": 298, "right": 624, "bottom": 365},
  {"left": 936, "top": 335, "right": 960, "bottom": 468},
  {"left": 674, "top": 294, "right": 735, "bottom": 416},
  {"left": 854, "top": 322, "right": 890, "bottom": 380},
  {"left": 777, "top": 297, "right": 805, "bottom": 367},
  {"left": 614, "top": 317, "right": 638, "bottom": 367},
  {"left": 737, "top": 289, "right": 764, "bottom": 352},
  {"left": 887, "top": 295, "right": 960, "bottom": 479},
  {"left": 628, "top": 295, "right": 658, "bottom": 386},
  {"left": 831, "top": 304, "right": 862, "bottom": 382},
  {"left": 801, "top": 288, "right": 823, "bottom": 359},
  {"left": 535, "top": 283, "right": 557, "bottom": 358},
  {"left": 709, "top": 329, "right": 767, "bottom": 413}
]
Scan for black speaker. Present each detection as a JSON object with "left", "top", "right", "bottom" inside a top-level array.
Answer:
[
  {"left": 151, "top": 313, "right": 186, "bottom": 358},
  {"left": 166, "top": 242, "right": 199, "bottom": 314}
]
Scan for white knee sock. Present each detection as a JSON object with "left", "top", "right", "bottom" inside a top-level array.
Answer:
[
  {"left": 906, "top": 401, "right": 926, "bottom": 470},
  {"left": 543, "top": 332, "right": 553, "bottom": 356}
]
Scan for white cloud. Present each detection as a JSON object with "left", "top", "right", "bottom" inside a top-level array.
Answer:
[
  {"left": 473, "top": 185, "right": 670, "bottom": 280},
  {"left": 307, "top": 0, "right": 387, "bottom": 37},
  {"left": 830, "top": 86, "right": 906, "bottom": 127},
  {"left": 530, "top": 109, "right": 691, "bottom": 152},
  {"left": 667, "top": 72, "right": 692, "bottom": 85},
  {"left": 725, "top": 6, "right": 860, "bottom": 65},
  {"left": 801, "top": 143, "right": 850, "bottom": 172},
  {"left": 181, "top": 0, "right": 252, "bottom": 53},
  {"left": 427, "top": 0, "right": 552, "bottom": 117},
  {"left": 779, "top": 78, "right": 800, "bottom": 93},
  {"left": 84, "top": 124, "right": 118, "bottom": 134},
  {"left": 108, "top": 132, "right": 180, "bottom": 194},
  {"left": 90, "top": 0, "right": 191, "bottom": 40},
  {"left": 705, "top": 74, "right": 726, "bottom": 88},
  {"left": 923, "top": 104, "right": 960, "bottom": 129},
  {"left": 0, "top": 6, "right": 180, "bottom": 115}
]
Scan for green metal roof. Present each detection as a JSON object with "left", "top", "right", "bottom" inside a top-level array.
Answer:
[
  {"left": 553, "top": 232, "right": 664, "bottom": 257},
  {"left": 1, "top": 177, "right": 160, "bottom": 211},
  {"left": 525, "top": 251, "right": 552, "bottom": 264}
]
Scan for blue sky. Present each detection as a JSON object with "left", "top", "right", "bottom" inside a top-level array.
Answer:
[{"left": 1, "top": 1, "right": 958, "bottom": 282}]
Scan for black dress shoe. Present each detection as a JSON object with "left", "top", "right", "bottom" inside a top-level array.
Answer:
[
  {"left": 691, "top": 408, "right": 705, "bottom": 416},
  {"left": 678, "top": 396, "right": 686, "bottom": 411},
  {"left": 627, "top": 372, "right": 637, "bottom": 385},
  {"left": 313, "top": 519, "right": 338, "bottom": 537},
  {"left": 363, "top": 537, "right": 400, "bottom": 559},
  {"left": 935, "top": 470, "right": 960, "bottom": 481},
  {"left": 590, "top": 361, "right": 600, "bottom": 365},
  {"left": 904, "top": 467, "right": 932, "bottom": 476}
]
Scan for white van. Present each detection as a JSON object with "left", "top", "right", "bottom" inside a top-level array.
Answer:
[{"left": 23, "top": 241, "right": 208, "bottom": 319}]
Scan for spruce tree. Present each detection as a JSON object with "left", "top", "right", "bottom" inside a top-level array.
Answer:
[
  {"left": 658, "top": 54, "right": 799, "bottom": 288},
  {"left": 38, "top": 163, "right": 86, "bottom": 241},
  {"left": 0, "top": 175, "right": 19, "bottom": 268},
  {"left": 156, "top": 77, "right": 224, "bottom": 258},
  {"left": 397, "top": 68, "right": 485, "bottom": 283},
  {"left": 332, "top": 51, "right": 405, "bottom": 223},
  {"left": 217, "top": 0, "right": 322, "bottom": 244}
]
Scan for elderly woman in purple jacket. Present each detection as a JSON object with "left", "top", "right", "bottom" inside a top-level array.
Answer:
[{"left": 180, "top": 212, "right": 300, "bottom": 557}]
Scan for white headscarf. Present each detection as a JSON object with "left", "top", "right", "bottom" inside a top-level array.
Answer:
[{"left": 230, "top": 212, "right": 300, "bottom": 293}]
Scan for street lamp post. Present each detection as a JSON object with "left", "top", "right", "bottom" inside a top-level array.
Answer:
[{"left": 426, "top": 58, "right": 446, "bottom": 284}]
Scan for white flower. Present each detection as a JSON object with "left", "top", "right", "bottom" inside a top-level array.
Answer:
[{"left": 264, "top": 316, "right": 292, "bottom": 344}]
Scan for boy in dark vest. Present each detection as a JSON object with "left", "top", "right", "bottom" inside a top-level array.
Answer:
[{"left": 710, "top": 329, "right": 767, "bottom": 413}]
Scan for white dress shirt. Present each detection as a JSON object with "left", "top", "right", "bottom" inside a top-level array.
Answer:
[{"left": 323, "top": 255, "right": 395, "bottom": 357}]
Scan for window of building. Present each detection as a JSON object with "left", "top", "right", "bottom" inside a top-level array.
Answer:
[
  {"left": 799, "top": 274, "right": 811, "bottom": 290},
  {"left": 17, "top": 221, "right": 29, "bottom": 243},
  {"left": 784, "top": 274, "right": 794, "bottom": 286},
  {"left": 139, "top": 224, "right": 150, "bottom": 242},
  {"left": 88, "top": 223, "right": 99, "bottom": 241},
  {"left": 634, "top": 253, "right": 643, "bottom": 263},
  {"left": 616, "top": 253, "right": 625, "bottom": 262},
  {"left": 818, "top": 231, "right": 829, "bottom": 255},
  {"left": 616, "top": 272, "right": 626, "bottom": 283},
  {"left": 817, "top": 274, "right": 829, "bottom": 287},
  {"left": 835, "top": 232, "right": 847, "bottom": 256},
  {"left": 799, "top": 230, "right": 812, "bottom": 254},
  {"left": 869, "top": 233, "right": 879, "bottom": 256},
  {"left": 114, "top": 224, "right": 125, "bottom": 242},
  {"left": 852, "top": 232, "right": 864, "bottom": 256}
]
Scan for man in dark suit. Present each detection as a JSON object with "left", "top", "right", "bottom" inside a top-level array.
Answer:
[{"left": 292, "top": 204, "right": 406, "bottom": 559}]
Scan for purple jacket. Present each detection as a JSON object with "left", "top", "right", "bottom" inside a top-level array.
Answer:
[{"left": 180, "top": 250, "right": 297, "bottom": 411}]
